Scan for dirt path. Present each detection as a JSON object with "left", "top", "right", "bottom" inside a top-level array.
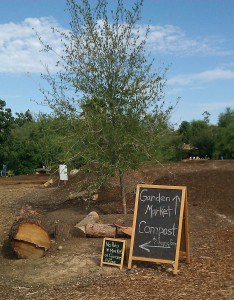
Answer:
[{"left": 0, "top": 161, "right": 233, "bottom": 299}]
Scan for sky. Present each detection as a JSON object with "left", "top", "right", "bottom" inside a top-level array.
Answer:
[{"left": 0, "top": 0, "right": 234, "bottom": 126}]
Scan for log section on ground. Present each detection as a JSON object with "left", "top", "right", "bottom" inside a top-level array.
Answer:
[
  {"left": 74, "top": 211, "right": 100, "bottom": 234},
  {"left": 85, "top": 223, "right": 116, "bottom": 238},
  {"left": 9, "top": 219, "right": 52, "bottom": 259}
]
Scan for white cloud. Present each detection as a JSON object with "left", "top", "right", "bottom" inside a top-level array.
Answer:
[
  {"left": 0, "top": 17, "right": 64, "bottom": 73},
  {"left": 0, "top": 17, "right": 233, "bottom": 74},
  {"left": 144, "top": 24, "right": 234, "bottom": 56},
  {"left": 168, "top": 68, "right": 234, "bottom": 86}
]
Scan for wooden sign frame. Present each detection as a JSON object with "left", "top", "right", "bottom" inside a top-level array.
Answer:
[
  {"left": 100, "top": 238, "right": 126, "bottom": 270},
  {"left": 128, "top": 184, "right": 190, "bottom": 274}
]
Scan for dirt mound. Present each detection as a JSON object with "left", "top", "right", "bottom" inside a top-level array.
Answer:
[
  {"left": 42, "top": 160, "right": 234, "bottom": 217},
  {"left": 153, "top": 167, "right": 234, "bottom": 217}
]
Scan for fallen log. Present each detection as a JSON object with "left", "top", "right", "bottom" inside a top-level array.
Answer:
[
  {"left": 115, "top": 224, "right": 132, "bottom": 237},
  {"left": 9, "top": 219, "right": 52, "bottom": 259},
  {"left": 74, "top": 211, "right": 100, "bottom": 234},
  {"left": 44, "top": 179, "right": 53, "bottom": 187},
  {"left": 85, "top": 223, "right": 116, "bottom": 238}
]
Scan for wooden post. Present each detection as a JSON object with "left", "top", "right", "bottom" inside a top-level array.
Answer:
[
  {"left": 173, "top": 187, "right": 186, "bottom": 274},
  {"left": 184, "top": 189, "right": 190, "bottom": 263}
]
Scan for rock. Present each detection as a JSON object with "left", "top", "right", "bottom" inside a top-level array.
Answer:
[
  {"left": 70, "top": 169, "right": 80, "bottom": 176},
  {"left": 68, "top": 190, "right": 98, "bottom": 202},
  {"left": 68, "top": 190, "right": 87, "bottom": 200},
  {"left": 35, "top": 167, "right": 50, "bottom": 174},
  {"left": 223, "top": 282, "right": 231, "bottom": 288},
  {"left": 44, "top": 179, "right": 53, "bottom": 187},
  {"left": 166, "top": 267, "right": 173, "bottom": 273},
  {"left": 92, "top": 193, "right": 99, "bottom": 201}
]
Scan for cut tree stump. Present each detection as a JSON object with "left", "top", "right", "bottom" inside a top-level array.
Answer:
[
  {"left": 85, "top": 223, "right": 116, "bottom": 238},
  {"left": 9, "top": 219, "right": 52, "bottom": 259},
  {"left": 55, "top": 223, "right": 72, "bottom": 241}
]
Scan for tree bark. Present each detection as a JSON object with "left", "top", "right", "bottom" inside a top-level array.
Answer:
[
  {"left": 85, "top": 223, "right": 116, "bottom": 238},
  {"left": 119, "top": 169, "right": 127, "bottom": 214},
  {"left": 55, "top": 223, "right": 72, "bottom": 241}
]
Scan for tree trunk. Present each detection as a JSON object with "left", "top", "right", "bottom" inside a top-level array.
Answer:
[
  {"left": 85, "top": 223, "right": 116, "bottom": 238},
  {"left": 119, "top": 169, "right": 127, "bottom": 214},
  {"left": 55, "top": 223, "right": 72, "bottom": 241},
  {"left": 9, "top": 219, "right": 51, "bottom": 259}
]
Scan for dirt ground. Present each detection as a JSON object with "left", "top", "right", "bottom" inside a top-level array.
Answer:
[{"left": 0, "top": 160, "right": 233, "bottom": 299}]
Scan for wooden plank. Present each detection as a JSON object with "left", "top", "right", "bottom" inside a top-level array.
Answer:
[
  {"left": 128, "top": 184, "right": 140, "bottom": 269},
  {"left": 184, "top": 190, "right": 190, "bottom": 263},
  {"left": 173, "top": 187, "right": 186, "bottom": 274}
]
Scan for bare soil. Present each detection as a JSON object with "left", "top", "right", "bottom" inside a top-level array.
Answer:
[{"left": 0, "top": 160, "right": 233, "bottom": 299}]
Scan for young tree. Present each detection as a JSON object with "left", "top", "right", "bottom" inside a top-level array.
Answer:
[{"left": 40, "top": 0, "right": 174, "bottom": 213}]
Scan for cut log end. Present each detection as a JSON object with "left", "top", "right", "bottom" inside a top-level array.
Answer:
[
  {"left": 9, "top": 219, "right": 52, "bottom": 259},
  {"left": 12, "top": 240, "right": 46, "bottom": 259}
]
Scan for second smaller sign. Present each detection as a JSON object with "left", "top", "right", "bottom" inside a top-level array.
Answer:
[{"left": 100, "top": 238, "right": 126, "bottom": 270}]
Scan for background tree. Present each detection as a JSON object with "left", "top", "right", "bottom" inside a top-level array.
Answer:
[
  {"left": 189, "top": 120, "right": 215, "bottom": 158},
  {"left": 40, "top": 0, "right": 175, "bottom": 213},
  {"left": 214, "top": 107, "right": 234, "bottom": 159},
  {"left": 178, "top": 117, "right": 215, "bottom": 159},
  {"left": 202, "top": 110, "right": 211, "bottom": 124},
  {"left": 8, "top": 113, "right": 69, "bottom": 174},
  {"left": 0, "top": 100, "right": 14, "bottom": 166},
  {"left": 178, "top": 108, "right": 234, "bottom": 160},
  {"left": 178, "top": 121, "right": 191, "bottom": 144},
  {"left": 14, "top": 109, "right": 33, "bottom": 127},
  {"left": 218, "top": 107, "right": 234, "bottom": 128}
]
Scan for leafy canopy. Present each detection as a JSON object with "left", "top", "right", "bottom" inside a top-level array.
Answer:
[
  {"left": 41, "top": 0, "right": 173, "bottom": 175},
  {"left": 39, "top": 0, "right": 177, "bottom": 213}
]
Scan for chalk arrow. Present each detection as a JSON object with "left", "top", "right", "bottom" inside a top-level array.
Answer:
[
  {"left": 139, "top": 241, "right": 171, "bottom": 252},
  {"left": 139, "top": 241, "right": 151, "bottom": 252},
  {"left": 172, "top": 195, "right": 181, "bottom": 215}
]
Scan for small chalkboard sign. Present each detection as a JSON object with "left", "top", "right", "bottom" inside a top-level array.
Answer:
[
  {"left": 128, "top": 184, "right": 190, "bottom": 274},
  {"left": 101, "top": 238, "right": 126, "bottom": 270}
]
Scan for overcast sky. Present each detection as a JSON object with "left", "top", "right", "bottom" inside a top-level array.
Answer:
[{"left": 0, "top": 0, "right": 234, "bottom": 126}]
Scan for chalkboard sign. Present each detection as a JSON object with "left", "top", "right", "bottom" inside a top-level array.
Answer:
[
  {"left": 101, "top": 238, "right": 126, "bottom": 270},
  {"left": 128, "top": 184, "right": 189, "bottom": 274}
]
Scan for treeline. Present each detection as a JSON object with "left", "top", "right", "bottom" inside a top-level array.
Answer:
[
  {"left": 0, "top": 99, "right": 233, "bottom": 175},
  {"left": 179, "top": 108, "right": 234, "bottom": 159},
  {"left": 0, "top": 99, "right": 69, "bottom": 175}
]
